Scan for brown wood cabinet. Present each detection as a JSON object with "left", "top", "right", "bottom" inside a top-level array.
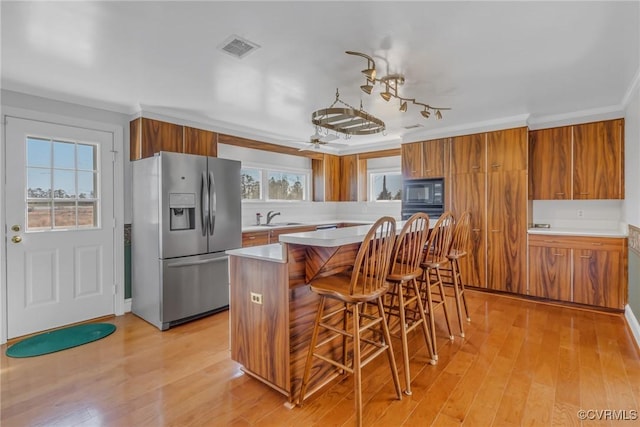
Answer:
[
  {"left": 449, "top": 128, "right": 528, "bottom": 293},
  {"left": 340, "top": 154, "right": 359, "bottom": 201},
  {"left": 487, "top": 127, "right": 528, "bottom": 172},
  {"left": 487, "top": 170, "right": 528, "bottom": 294},
  {"left": 130, "top": 118, "right": 219, "bottom": 160},
  {"left": 529, "top": 126, "right": 572, "bottom": 200},
  {"left": 130, "top": 117, "right": 184, "bottom": 160},
  {"left": 184, "top": 126, "right": 217, "bottom": 157},
  {"left": 450, "top": 133, "right": 485, "bottom": 174},
  {"left": 529, "top": 119, "right": 624, "bottom": 200},
  {"left": 573, "top": 119, "right": 624, "bottom": 200},
  {"left": 312, "top": 154, "right": 363, "bottom": 202},
  {"left": 401, "top": 139, "right": 447, "bottom": 179},
  {"left": 528, "top": 234, "right": 627, "bottom": 310},
  {"left": 450, "top": 172, "right": 486, "bottom": 288}
]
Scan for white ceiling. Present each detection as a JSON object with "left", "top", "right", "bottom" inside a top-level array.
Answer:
[{"left": 2, "top": 1, "right": 639, "bottom": 152}]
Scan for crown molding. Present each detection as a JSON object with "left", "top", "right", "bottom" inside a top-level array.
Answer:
[
  {"left": 622, "top": 66, "right": 640, "bottom": 109},
  {"left": 527, "top": 105, "right": 624, "bottom": 130}
]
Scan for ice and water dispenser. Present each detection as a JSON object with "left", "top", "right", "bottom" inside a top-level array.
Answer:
[{"left": 169, "top": 193, "right": 196, "bottom": 231}]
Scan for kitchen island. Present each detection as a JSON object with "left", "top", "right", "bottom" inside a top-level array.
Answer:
[{"left": 227, "top": 222, "right": 410, "bottom": 405}]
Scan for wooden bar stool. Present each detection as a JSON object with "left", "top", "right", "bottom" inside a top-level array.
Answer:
[
  {"left": 446, "top": 211, "right": 472, "bottom": 337},
  {"left": 384, "top": 212, "right": 436, "bottom": 396},
  {"left": 297, "top": 217, "right": 402, "bottom": 427},
  {"left": 419, "top": 211, "right": 455, "bottom": 360}
]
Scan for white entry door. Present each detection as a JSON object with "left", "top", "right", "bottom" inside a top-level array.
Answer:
[{"left": 5, "top": 117, "right": 115, "bottom": 339}]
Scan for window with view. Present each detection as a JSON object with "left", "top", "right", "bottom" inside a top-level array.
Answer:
[
  {"left": 241, "top": 167, "right": 308, "bottom": 201},
  {"left": 26, "top": 137, "right": 100, "bottom": 230},
  {"left": 370, "top": 171, "right": 402, "bottom": 201}
]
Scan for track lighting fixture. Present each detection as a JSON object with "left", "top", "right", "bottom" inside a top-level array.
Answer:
[{"left": 346, "top": 50, "right": 451, "bottom": 120}]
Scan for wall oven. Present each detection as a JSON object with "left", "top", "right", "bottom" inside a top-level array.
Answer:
[{"left": 401, "top": 178, "right": 444, "bottom": 220}]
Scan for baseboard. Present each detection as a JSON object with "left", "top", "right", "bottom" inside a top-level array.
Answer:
[
  {"left": 124, "top": 298, "right": 132, "bottom": 313},
  {"left": 625, "top": 304, "right": 640, "bottom": 350}
]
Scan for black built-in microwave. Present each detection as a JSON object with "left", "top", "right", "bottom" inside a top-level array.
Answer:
[{"left": 401, "top": 178, "right": 444, "bottom": 220}]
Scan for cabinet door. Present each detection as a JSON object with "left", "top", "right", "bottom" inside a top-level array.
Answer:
[
  {"left": 529, "top": 127, "right": 572, "bottom": 200},
  {"left": 573, "top": 248, "right": 622, "bottom": 309},
  {"left": 422, "top": 139, "right": 446, "bottom": 177},
  {"left": 451, "top": 133, "right": 485, "bottom": 174},
  {"left": 401, "top": 142, "right": 424, "bottom": 179},
  {"left": 487, "top": 170, "right": 527, "bottom": 294},
  {"left": 487, "top": 127, "right": 528, "bottom": 172},
  {"left": 528, "top": 246, "right": 571, "bottom": 300},
  {"left": 242, "top": 231, "right": 270, "bottom": 247},
  {"left": 450, "top": 173, "right": 486, "bottom": 288},
  {"left": 324, "top": 154, "right": 342, "bottom": 202},
  {"left": 340, "top": 154, "right": 359, "bottom": 201},
  {"left": 130, "top": 118, "right": 184, "bottom": 160},
  {"left": 573, "top": 119, "right": 624, "bottom": 200},
  {"left": 184, "top": 127, "right": 217, "bottom": 157}
]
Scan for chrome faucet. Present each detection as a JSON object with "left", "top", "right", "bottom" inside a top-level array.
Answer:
[{"left": 266, "top": 211, "right": 281, "bottom": 225}]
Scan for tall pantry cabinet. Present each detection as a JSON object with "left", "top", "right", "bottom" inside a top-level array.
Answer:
[{"left": 449, "top": 127, "right": 528, "bottom": 293}]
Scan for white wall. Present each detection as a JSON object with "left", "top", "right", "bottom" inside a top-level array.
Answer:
[
  {"left": 624, "top": 83, "right": 640, "bottom": 226},
  {"left": 532, "top": 200, "right": 624, "bottom": 231}
]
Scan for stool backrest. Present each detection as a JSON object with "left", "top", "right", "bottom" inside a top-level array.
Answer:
[
  {"left": 424, "top": 211, "right": 455, "bottom": 263},
  {"left": 450, "top": 211, "right": 472, "bottom": 255},
  {"left": 390, "top": 212, "right": 430, "bottom": 276},
  {"left": 350, "top": 216, "right": 396, "bottom": 295}
]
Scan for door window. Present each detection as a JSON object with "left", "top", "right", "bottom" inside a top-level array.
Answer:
[{"left": 26, "top": 137, "right": 100, "bottom": 231}]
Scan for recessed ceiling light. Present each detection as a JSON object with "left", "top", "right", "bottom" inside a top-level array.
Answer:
[{"left": 219, "top": 34, "right": 260, "bottom": 59}]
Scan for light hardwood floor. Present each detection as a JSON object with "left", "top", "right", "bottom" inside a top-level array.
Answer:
[{"left": 2, "top": 290, "right": 639, "bottom": 426}]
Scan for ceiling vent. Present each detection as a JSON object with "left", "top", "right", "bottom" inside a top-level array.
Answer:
[
  {"left": 219, "top": 35, "right": 260, "bottom": 59},
  {"left": 403, "top": 124, "right": 423, "bottom": 130}
]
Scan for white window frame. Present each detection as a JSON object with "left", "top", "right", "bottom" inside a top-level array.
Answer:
[
  {"left": 241, "top": 163, "right": 311, "bottom": 203},
  {"left": 369, "top": 168, "right": 402, "bottom": 202}
]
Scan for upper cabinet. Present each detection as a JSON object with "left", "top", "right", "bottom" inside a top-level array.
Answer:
[
  {"left": 529, "top": 118, "right": 624, "bottom": 200},
  {"left": 529, "top": 126, "right": 572, "bottom": 200},
  {"left": 130, "top": 118, "right": 218, "bottom": 160},
  {"left": 184, "top": 126, "right": 218, "bottom": 157},
  {"left": 486, "top": 127, "right": 528, "bottom": 172},
  {"left": 451, "top": 133, "right": 485, "bottom": 174},
  {"left": 312, "top": 154, "right": 362, "bottom": 202},
  {"left": 401, "top": 138, "right": 447, "bottom": 179},
  {"left": 573, "top": 119, "right": 624, "bottom": 200},
  {"left": 130, "top": 118, "right": 183, "bottom": 160}
]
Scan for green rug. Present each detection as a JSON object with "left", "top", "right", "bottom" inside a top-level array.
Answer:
[{"left": 5, "top": 323, "right": 116, "bottom": 358}]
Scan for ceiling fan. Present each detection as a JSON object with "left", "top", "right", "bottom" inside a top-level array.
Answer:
[{"left": 295, "top": 130, "right": 348, "bottom": 151}]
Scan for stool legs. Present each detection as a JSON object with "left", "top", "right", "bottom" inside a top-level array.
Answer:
[
  {"left": 422, "top": 266, "right": 454, "bottom": 360},
  {"left": 451, "top": 258, "right": 471, "bottom": 337}
]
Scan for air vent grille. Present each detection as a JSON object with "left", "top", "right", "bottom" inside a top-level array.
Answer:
[{"left": 220, "top": 35, "right": 260, "bottom": 59}]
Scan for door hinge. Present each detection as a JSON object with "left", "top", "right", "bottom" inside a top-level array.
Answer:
[{"left": 110, "top": 150, "right": 118, "bottom": 162}]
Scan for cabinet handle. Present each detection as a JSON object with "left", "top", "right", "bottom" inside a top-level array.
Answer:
[
  {"left": 555, "top": 193, "right": 565, "bottom": 196},
  {"left": 552, "top": 253, "right": 564, "bottom": 256},
  {"left": 491, "top": 229, "right": 501, "bottom": 233},
  {"left": 425, "top": 169, "right": 432, "bottom": 172},
  {"left": 471, "top": 166, "right": 480, "bottom": 169},
  {"left": 579, "top": 192, "right": 590, "bottom": 195},
  {"left": 580, "top": 255, "right": 591, "bottom": 259},
  {"left": 248, "top": 236, "right": 256, "bottom": 240},
  {"left": 491, "top": 163, "right": 501, "bottom": 168},
  {"left": 544, "top": 240, "right": 558, "bottom": 243},
  {"left": 472, "top": 228, "right": 481, "bottom": 232},
  {"left": 592, "top": 242, "right": 602, "bottom": 246}
]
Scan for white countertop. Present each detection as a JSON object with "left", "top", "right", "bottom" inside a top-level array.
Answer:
[
  {"left": 226, "top": 243, "right": 286, "bottom": 263},
  {"left": 242, "top": 219, "right": 372, "bottom": 233},
  {"left": 527, "top": 227, "right": 627, "bottom": 238}
]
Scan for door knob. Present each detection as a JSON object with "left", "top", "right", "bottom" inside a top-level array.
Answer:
[
  {"left": 11, "top": 236, "right": 22, "bottom": 243},
  {"left": 11, "top": 225, "right": 20, "bottom": 232}
]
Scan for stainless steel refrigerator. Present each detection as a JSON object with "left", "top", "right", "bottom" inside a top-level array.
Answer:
[{"left": 132, "top": 151, "right": 241, "bottom": 330}]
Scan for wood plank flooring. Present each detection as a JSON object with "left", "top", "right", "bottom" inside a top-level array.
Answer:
[{"left": 2, "top": 290, "right": 639, "bottom": 426}]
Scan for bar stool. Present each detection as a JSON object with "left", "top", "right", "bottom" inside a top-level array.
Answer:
[
  {"left": 297, "top": 216, "right": 402, "bottom": 427},
  {"left": 419, "top": 211, "right": 455, "bottom": 360},
  {"left": 384, "top": 212, "right": 436, "bottom": 396},
  {"left": 446, "top": 211, "right": 472, "bottom": 337}
]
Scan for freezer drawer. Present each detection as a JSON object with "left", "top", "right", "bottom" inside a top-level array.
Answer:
[{"left": 161, "top": 252, "right": 230, "bottom": 328}]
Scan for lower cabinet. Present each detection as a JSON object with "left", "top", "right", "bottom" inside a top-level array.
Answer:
[{"left": 528, "top": 234, "right": 627, "bottom": 310}]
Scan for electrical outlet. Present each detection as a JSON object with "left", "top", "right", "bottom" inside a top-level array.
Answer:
[
  {"left": 250, "top": 292, "right": 263, "bottom": 305},
  {"left": 577, "top": 210, "right": 584, "bottom": 218}
]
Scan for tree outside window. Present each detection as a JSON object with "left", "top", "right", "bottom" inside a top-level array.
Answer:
[
  {"left": 267, "top": 171, "right": 305, "bottom": 201},
  {"left": 371, "top": 172, "right": 402, "bottom": 201},
  {"left": 241, "top": 168, "right": 261, "bottom": 200}
]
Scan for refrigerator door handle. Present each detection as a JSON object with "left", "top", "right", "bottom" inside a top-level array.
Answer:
[
  {"left": 201, "top": 171, "right": 209, "bottom": 236},
  {"left": 209, "top": 170, "right": 217, "bottom": 236}
]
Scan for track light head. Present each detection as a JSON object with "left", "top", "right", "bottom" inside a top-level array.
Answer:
[
  {"left": 421, "top": 109, "right": 431, "bottom": 119},
  {"left": 380, "top": 91, "right": 392, "bottom": 102},
  {"left": 360, "top": 84, "right": 373, "bottom": 95},
  {"left": 399, "top": 101, "right": 408, "bottom": 112}
]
